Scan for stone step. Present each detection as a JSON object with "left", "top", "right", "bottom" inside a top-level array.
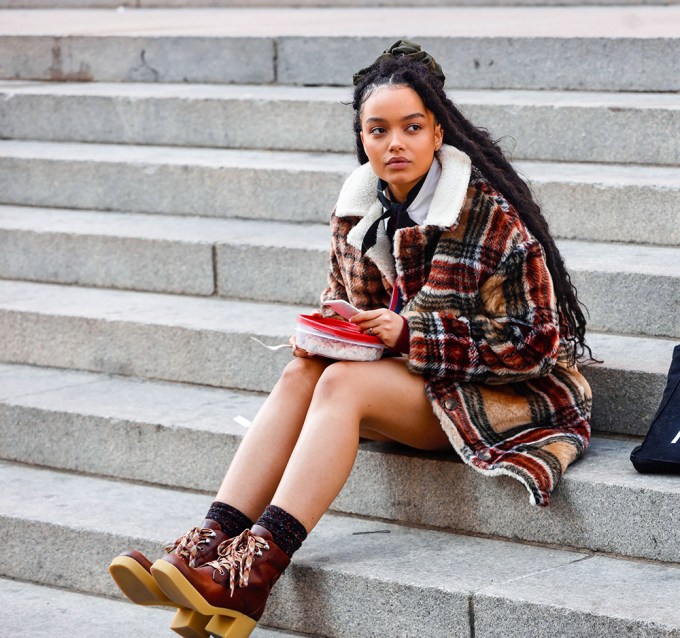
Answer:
[
  {"left": 4, "top": 461, "right": 680, "bottom": 637},
  {"left": 0, "top": 362, "right": 676, "bottom": 563},
  {"left": 0, "top": 577, "right": 300, "bottom": 638},
  {"left": 0, "top": 280, "right": 674, "bottom": 435},
  {"left": 1, "top": 7, "right": 679, "bottom": 91},
  {"left": 0, "top": 142, "right": 677, "bottom": 246},
  {"left": 2, "top": 0, "right": 676, "bottom": 8},
  {"left": 1, "top": 207, "right": 678, "bottom": 339},
  {"left": 0, "top": 207, "right": 330, "bottom": 301},
  {"left": 2, "top": 81, "right": 679, "bottom": 166}
]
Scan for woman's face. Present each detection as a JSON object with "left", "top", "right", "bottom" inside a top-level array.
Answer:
[{"left": 360, "top": 84, "right": 443, "bottom": 204}]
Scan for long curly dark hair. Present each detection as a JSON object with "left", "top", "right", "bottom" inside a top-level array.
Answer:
[{"left": 351, "top": 55, "right": 595, "bottom": 365}]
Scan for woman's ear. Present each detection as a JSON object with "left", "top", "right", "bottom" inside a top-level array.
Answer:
[
  {"left": 360, "top": 129, "right": 364, "bottom": 147},
  {"left": 434, "top": 122, "right": 443, "bottom": 150}
]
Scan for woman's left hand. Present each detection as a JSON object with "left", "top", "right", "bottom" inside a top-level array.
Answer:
[{"left": 350, "top": 308, "right": 404, "bottom": 349}]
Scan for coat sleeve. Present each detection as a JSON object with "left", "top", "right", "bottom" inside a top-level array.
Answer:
[
  {"left": 405, "top": 238, "right": 561, "bottom": 384},
  {"left": 318, "top": 214, "right": 350, "bottom": 318}
]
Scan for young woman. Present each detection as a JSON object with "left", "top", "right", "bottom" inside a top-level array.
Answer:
[{"left": 110, "top": 40, "right": 593, "bottom": 638}]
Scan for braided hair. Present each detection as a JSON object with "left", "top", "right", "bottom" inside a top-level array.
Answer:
[{"left": 352, "top": 54, "right": 594, "bottom": 365}]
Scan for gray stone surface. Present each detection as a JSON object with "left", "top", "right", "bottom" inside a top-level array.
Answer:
[
  {"left": 0, "top": 578, "right": 183, "bottom": 638},
  {"left": 0, "top": 578, "right": 300, "bottom": 638},
  {"left": 2, "top": 82, "right": 679, "bottom": 166},
  {"left": 216, "top": 222, "right": 329, "bottom": 304},
  {"left": 0, "top": 141, "right": 349, "bottom": 222},
  {"left": 2, "top": 205, "right": 677, "bottom": 335},
  {"left": 0, "top": 142, "right": 677, "bottom": 247},
  {"left": 0, "top": 365, "right": 265, "bottom": 490},
  {"left": 557, "top": 240, "right": 680, "bottom": 339},
  {"left": 0, "top": 82, "right": 356, "bottom": 154},
  {"left": 0, "top": 461, "right": 595, "bottom": 638},
  {"left": 1, "top": 8, "right": 679, "bottom": 90},
  {"left": 583, "top": 331, "right": 676, "bottom": 436},
  {"left": 0, "top": 207, "right": 330, "bottom": 297},
  {"left": 279, "top": 34, "right": 680, "bottom": 91},
  {"left": 0, "top": 34, "right": 274, "bottom": 84},
  {"left": 525, "top": 161, "right": 680, "bottom": 246},
  {"left": 0, "top": 208, "right": 216, "bottom": 295},
  {"left": 475, "top": 556, "right": 680, "bottom": 638},
  {"left": 4, "top": 7, "right": 677, "bottom": 38},
  {"left": 3, "top": 0, "right": 676, "bottom": 6},
  {"left": 0, "top": 280, "right": 674, "bottom": 429},
  {"left": 0, "top": 279, "right": 302, "bottom": 392},
  {"left": 1, "top": 362, "right": 679, "bottom": 563}
]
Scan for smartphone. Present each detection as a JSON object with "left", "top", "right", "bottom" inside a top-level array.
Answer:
[{"left": 323, "top": 299, "right": 361, "bottom": 320}]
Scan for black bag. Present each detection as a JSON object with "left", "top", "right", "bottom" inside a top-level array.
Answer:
[{"left": 631, "top": 344, "right": 680, "bottom": 473}]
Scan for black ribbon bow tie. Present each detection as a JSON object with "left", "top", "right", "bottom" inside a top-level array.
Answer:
[{"left": 361, "top": 177, "right": 424, "bottom": 256}]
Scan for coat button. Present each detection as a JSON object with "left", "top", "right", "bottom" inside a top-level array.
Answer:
[
  {"left": 444, "top": 399, "right": 457, "bottom": 410},
  {"left": 478, "top": 450, "right": 492, "bottom": 462}
]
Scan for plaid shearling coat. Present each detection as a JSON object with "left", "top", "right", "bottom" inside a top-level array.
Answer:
[{"left": 320, "top": 144, "right": 592, "bottom": 507}]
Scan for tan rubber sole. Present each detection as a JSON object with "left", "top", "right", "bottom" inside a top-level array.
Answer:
[
  {"left": 109, "top": 555, "right": 172, "bottom": 606},
  {"left": 109, "top": 555, "right": 211, "bottom": 638},
  {"left": 151, "top": 559, "right": 258, "bottom": 638}
]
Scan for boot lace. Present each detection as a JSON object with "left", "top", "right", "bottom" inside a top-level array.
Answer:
[
  {"left": 164, "top": 526, "right": 218, "bottom": 568},
  {"left": 207, "top": 529, "right": 270, "bottom": 597}
]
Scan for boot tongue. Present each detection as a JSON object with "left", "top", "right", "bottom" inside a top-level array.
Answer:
[
  {"left": 200, "top": 518, "right": 223, "bottom": 532},
  {"left": 250, "top": 524, "right": 274, "bottom": 541}
]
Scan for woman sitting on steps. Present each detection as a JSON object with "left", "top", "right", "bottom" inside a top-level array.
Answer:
[{"left": 109, "top": 39, "right": 594, "bottom": 638}]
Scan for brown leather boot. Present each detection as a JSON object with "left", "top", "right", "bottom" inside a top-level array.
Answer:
[
  {"left": 109, "top": 519, "right": 228, "bottom": 638},
  {"left": 151, "top": 525, "right": 291, "bottom": 638}
]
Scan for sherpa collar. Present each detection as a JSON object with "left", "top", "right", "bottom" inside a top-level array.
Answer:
[{"left": 334, "top": 144, "right": 472, "bottom": 283}]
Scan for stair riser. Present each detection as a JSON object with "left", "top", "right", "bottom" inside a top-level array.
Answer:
[
  {"left": 2, "top": 90, "right": 679, "bottom": 166},
  {"left": 2, "top": 0, "right": 676, "bottom": 7},
  {"left": 281, "top": 36, "right": 680, "bottom": 92},
  {"left": 539, "top": 180, "right": 680, "bottom": 247},
  {"left": 0, "top": 157, "right": 344, "bottom": 223},
  {"left": 0, "top": 155, "right": 678, "bottom": 247},
  {"left": 0, "top": 229, "right": 216, "bottom": 296},
  {"left": 0, "top": 311, "right": 292, "bottom": 393},
  {"left": 2, "top": 34, "right": 679, "bottom": 91},
  {"left": 1, "top": 227, "right": 677, "bottom": 338},
  {"left": 0, "top": 514, "right": 471, "bottom": 638},
  {"left": 1, "top": 401, "right": 678, "bottom": 563},
  {"left": 0, "top": 309, "right": 668, "bottom": 435},
  {"left": 0, "top": 35, "right": 275, "bottom": 84}
]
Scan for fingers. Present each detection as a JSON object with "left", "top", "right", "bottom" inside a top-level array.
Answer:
[
  {"left": 289, "top": 335, "right": 313, "bottom": 358},
  {"left": 351, "top": 308, "right": 392, "bottom": 333}
]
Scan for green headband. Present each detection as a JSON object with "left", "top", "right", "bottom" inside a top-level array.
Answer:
[{"left": 352, "top": 39, "right": 446, "bottom": 87}]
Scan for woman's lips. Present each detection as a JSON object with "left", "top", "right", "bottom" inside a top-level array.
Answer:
[{"left": 386, "top": 158, "right": 410, "bottom": 169}]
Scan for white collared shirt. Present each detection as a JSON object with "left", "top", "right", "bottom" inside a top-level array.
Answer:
[{"left": 382, "top": 155, "right": 442, "bottom": 229}]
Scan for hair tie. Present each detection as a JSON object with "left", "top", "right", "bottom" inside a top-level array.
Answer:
[{"left": 352, "top": 39, "right": 446, "bottom": 86}]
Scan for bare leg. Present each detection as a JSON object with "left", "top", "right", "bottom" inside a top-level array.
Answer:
[
  {"left": 215, "top": 356, "right": 332, "bottom": 520},
  {"left": 271, "top": 358, "right": 449, "bottom": 532}
]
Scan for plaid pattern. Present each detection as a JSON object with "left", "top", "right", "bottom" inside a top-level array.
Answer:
[{"left": 320, "top": 158, "right": 592, "bottom": 507}]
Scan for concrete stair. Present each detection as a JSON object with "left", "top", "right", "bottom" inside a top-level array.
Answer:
[
  {"left": 3, "top": 0, "right": 678, "bottom": 7},
  {"left": 0, "top": 578, "right": 301, "bottom": 638},
  {"left": 5, "top": 461, "right": 680, "bottom": 637},
  {"left": 2, "top": 361, "right": 680, "bottom": 565},
  {"left": 2, "top": 82, "right": 679, "bottom": 165},
  {"left": 0, "top": 279, "right": 674, "bottom": 433},
  {"left": 1, "top": 4, "right": 679, "bottom": 637},
  {"left": 0, "top": 207, "right": 678, "bottom": 338},
  {"left": 1, "top": 8, "right": 680, "bottom": 90},
  {"left": 0, "top": 141, "right": 678, "bottom": 243}
]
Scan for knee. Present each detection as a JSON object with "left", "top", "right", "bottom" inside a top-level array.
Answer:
[
  {"left": 277, "top": 356, "right": 329, "bottom": 395},
  {"left": 313, "top": 362, "right": 364, "bottom": 404}
]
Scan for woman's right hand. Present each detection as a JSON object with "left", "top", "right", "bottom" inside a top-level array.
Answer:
[{"left": 289, "top": 335, "right": 313, "bottom": 358}]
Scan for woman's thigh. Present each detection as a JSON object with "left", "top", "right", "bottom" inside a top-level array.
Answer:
[{"left": 312, "top": 357, "right": 450, "bottom": 451}]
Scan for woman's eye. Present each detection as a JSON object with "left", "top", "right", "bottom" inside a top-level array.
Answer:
[
  {"left": 370, "top": 127, "right": 386, "bottom": 135},
  {"left": 406, "top": 124, "right": 422, "bottom": 132}
]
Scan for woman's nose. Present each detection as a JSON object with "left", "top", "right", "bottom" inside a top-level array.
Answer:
[{"left": 388, "top": 131, "right": 405, "bottom": 151}]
